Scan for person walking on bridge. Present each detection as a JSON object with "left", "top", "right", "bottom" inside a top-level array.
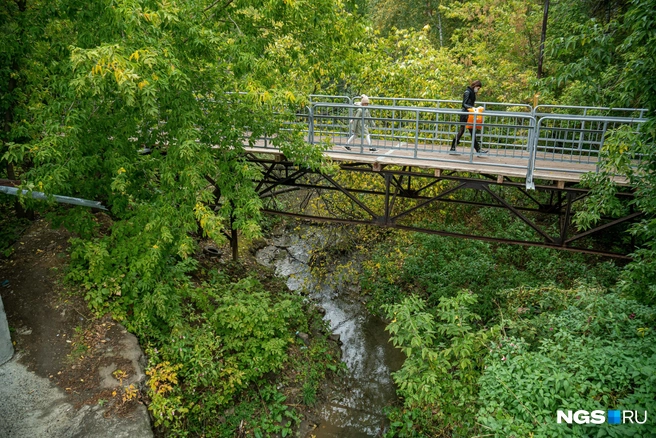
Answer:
[
  {"left": 346, "top": 95, "right": 377, "bottom": 152},
  {"left": 451, "top": 80, "right": 487, "bottom": 154}
]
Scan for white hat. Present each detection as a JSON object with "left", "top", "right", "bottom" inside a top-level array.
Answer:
[{"left": 360, "top": 95, "right": 370, "bottom": 104}]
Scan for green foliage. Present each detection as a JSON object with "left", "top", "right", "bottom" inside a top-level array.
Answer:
[
  {"left": 540, "top": 0, "right": 656, "bottom": 108},
  {"left": 252, "top": 387, "right": 300, "bottom": 438},
  {"left": 342, "top": 23, "right": 536, "bottom": 105},
  {"left": 367, "top": 0, "right": 543, "bottom": 101},
  {"left": 539, "top": 0, "right": 656, "bottom": 310},
  {"left": 478, "top": 284, "right": 656, "bottom": 437},
  {"left": 382, "top": 284, "right": 656, "bottom": 436},
  {"left": 370, "top": 0, "right": 459, "bottom": 48},
  {"left": 571, "top": 111, "right": 656, "bottom": 308},
  {"left": 383, "top": 292, "right": 500, "bottom": 436},
  {"left": 364, "top": 207, "right": 620, "bottom": 321},
  {"left": 1, "top": 0, "right": 367, "bottom": 321},
  {"left": 136, "top": 270, "right": 334, "bottom": 436}
]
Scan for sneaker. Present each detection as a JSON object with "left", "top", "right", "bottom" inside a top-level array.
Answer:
[
  {"left": 345, "top": 146, "right": 351, "bottom": 150},
  {"left": 476, "top": 149, "right": 489, "bottom": 154},
  {"left": 369, "top": 148, "right": 378, "bottom": 152}
]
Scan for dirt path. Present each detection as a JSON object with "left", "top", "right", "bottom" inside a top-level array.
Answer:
[{"left": 0, "top": 219, "right": 152, "bottom": 438}]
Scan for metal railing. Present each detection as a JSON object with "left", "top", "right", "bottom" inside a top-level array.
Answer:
[
  {"left": 310, "top": 94, "right": 534, "bottom": 113},
  {"left": 249, "top": 100, "right": 648, "bottom": 190},
  {"left": 533, "top": 104, "right": 648, "bottom": 118},
  {"left": 530, "top": 114, "right": 646, "bottom": 173}
]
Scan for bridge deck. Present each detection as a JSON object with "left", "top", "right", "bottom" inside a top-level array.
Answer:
[
  {"left": 238, "top": 100, "right": 645, "bottom": 188},
  {"left": 245, "top": 137, "right": 627, "bottom": 186}
]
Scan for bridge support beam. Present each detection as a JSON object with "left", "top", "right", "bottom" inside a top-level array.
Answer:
[{"left": 248, "top": 157, "right": 638, "bottom": 259}]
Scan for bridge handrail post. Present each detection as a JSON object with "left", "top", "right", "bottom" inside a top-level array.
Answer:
[
  {"left": 414, "top": 110, "right": 419, "bottom": 158},
  {"left": 578, "top": 119, "right": 586, "bottom": 151},
  {"left": 597, "top": 120, "right": 609, "bottom": 172},
  {"left": 526, "top": 116, "right": 538, "bottom": 190},
  {"left": 392, "top": 98, "right": 398, "bottom": 141},
  {"left": 468, "top": 109, "right": 478, "bottom": 164},
  {"left": 308, "top": 104, "right": 315, "bottom": 145}
]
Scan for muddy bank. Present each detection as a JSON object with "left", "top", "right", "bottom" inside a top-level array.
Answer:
[{"left": 0, "top": 219, "right": 152, "bottom": 438}]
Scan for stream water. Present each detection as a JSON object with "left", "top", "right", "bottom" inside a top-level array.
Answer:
[{"left": 256, "top": 226, "right": 406, "bottom": 437}]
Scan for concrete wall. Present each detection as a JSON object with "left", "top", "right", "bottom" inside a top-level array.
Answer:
[{"left": 0, "top": 295, "right": 13, "bottom": 365}]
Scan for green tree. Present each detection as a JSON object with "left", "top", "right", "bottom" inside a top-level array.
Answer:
[
  {"left": 345, "top": 1, "right": 542, "bottom": 104},
  {"left": 542, "top": 0, "right": 656, "bottom": 305},
  {"left": 2, "top": 0, "right": 360, "bottom": 434},
  {"left": 369, "top": 0, "right": 459, "bottom": 47},
  {"left": 1, "top": 0, "right": 364, "bottom": 317}
]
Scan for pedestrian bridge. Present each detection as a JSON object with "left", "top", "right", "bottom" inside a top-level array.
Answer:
[
  {"left": 1, "top": 95, "right": 647, "bottom": 259},
  {"left": 237, "top": 95, "right": 646, "bottom": 259},
  {"left": 244, "top": 95, "right": 647, "bottom": 190}
]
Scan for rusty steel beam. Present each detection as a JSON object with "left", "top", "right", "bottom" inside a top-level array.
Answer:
[
  {"left": 255, "top": 179, "right": 559, "bottom": 215},
  {"left": 565, "top": 211, "right": 643, "bottom": 245},
  {"left": 482, "top": 184, "right": 556, "bottom": 243},
  {"left": 391, "top": 182, "right": 468, "bottom": 222},
  {"left": 255, "top": 171, "right": 632, "bottom": 221},
  {"left": 249, "top": 158, "right": 639, "bottom": 258},
  {"left": 249, "top": 156, "right": 636, "bottom": 197},
  {"left": 260, "top": 209, "right": 633, "bottom": 260}
]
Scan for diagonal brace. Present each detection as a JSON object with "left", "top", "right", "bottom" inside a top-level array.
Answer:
[
  {"left": 565, "top": 211, "right": 643, "bottom": 244},
  {"left": 258, "top": 168, "right": 308, "bottom": 197},
  {"left": 322, "top": 173, "right": 378, "bottom": 219},
  {"left": 483, "top": 185, "right": 556, "bottom": 243},
  {"left": 392, "top": 182, "right": 467, "bottom": 221}
]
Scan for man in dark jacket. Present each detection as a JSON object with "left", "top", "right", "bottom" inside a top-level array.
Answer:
[{"left": 451, "top": 80, "right": 487, "bottom": 154}]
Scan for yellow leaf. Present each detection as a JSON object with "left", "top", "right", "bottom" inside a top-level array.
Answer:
[
  {"left": 114, "top": 69, "right": 124, "bottom": 84},
  {"left": 130, "top": 50, "right": 140, "bottom": 62}
]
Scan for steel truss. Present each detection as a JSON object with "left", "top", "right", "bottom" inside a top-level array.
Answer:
[{"left": 247, "top": 156, "right": 639, "bottom": 259}]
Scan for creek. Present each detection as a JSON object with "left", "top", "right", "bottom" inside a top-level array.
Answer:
[{"left": 256, "top": 225, "right": 406, "bottom": 437}]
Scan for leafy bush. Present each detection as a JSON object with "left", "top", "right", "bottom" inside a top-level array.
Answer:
[
  {"left": 140, "top": 276, "right": 305, "bottom": 435},
  {"left": 364, "top": 211, "right": 620, "bottom": 321},
  {"left": 383, "top": 292, "right": 500, "bottom": 436},
  {"left": 382, "top": 285, "right": 655, "bottom": 437},
  {"left": 478, "top": 285, "right": 656, "bottom": 437}
]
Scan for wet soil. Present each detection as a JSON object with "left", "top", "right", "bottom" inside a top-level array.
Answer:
[{"left": 0, "top": 218, "right": 148, "bottom": 420}]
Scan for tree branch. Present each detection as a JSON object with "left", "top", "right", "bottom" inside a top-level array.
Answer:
[{"left": 204, "top": 0, "right": 234, "bottom": 14}]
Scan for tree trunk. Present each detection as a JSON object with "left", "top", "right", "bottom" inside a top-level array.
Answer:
[{"left": 537, "top": 0, "right": 550, "bottom": 79}]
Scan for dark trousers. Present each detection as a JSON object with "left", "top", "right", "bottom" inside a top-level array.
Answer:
[{"left": 452, "top": 114, "right": 481, "bottom": 151}]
